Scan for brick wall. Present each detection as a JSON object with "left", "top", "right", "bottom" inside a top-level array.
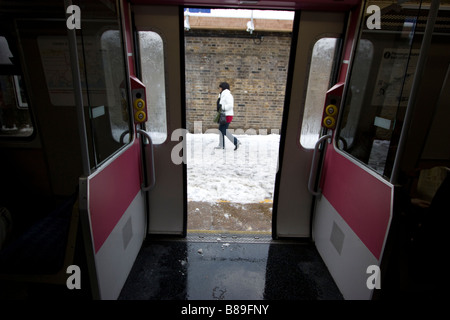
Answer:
[{"left": 185, "top": 30, "right": 292, "bottom": 133}]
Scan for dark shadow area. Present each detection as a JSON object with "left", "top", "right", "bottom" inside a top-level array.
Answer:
[
  {"left": 119, "top": 236, "right": 342, "bottom": 300},
  {"left": 118, "top": 238, "right": 188, "bottom": 300},
  {"left": 263, "top": 242, "right": 342, "bottom": 300},
  {"left": 379, "top": 169, "right": 450, "bottom": 300}
]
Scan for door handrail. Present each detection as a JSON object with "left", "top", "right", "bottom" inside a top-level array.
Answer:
[
  {"left": 137, "top": 129, "right": 156, "bottom": 191},
  {"left": 308, "top": 134, "right": 332, "bottom": 196}
]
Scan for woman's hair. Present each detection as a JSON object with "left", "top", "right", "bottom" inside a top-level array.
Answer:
[{"left": 219, "top": 82, "right": 230, "bottom": 90}]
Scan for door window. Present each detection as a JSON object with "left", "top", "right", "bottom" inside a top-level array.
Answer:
[
  {"left": 336, "top": 1, "right": 424, "bottom": 178},
  {"left": 138, "top": 31, "right": 167, "bottom": 144},
  {"left": 300, "top": 37, "right": 339, "bottom": 148},
  {"left": 76, "top": 1, "right": 133, "bottom": 167},
  {"left": 0, "top": 36, "right": 34, "bottom": 138}
]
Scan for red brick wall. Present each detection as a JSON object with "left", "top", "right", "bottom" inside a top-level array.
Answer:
[{"left": 185, "top": 30, "right": 291, "bottom": 133}]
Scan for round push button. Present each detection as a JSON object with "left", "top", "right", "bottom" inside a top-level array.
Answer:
[
  {"left": 323, "top": 116, "right": 336, "bottom": 128},
  {"left": 134, "top": 110, "right": 146, "bottom": 123},
  {"left": 134, "top": 98, "right": 145, "bottom": 110},
  {"left": 325, "top": 104, "right": 337, "bottom": 116}
]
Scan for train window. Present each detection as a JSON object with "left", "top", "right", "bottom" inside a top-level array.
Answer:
[
  {"left": 100, "top": 30, "right": 132, "bottom": 144},
  {"left": 336, "top": 1, "right": 423, "bottom": 178},
  {"left": 0, "top": 36, "right": 13, "bottom": 65},
  {"left": 0, "top": 36, "right": 33, "bottom": 138},
  {"left": 300, "top": 38, "right": 338, "bottom": 148},
  {"left": 139, "top": 31, "right": 167, "bottom": 144},
  {"left": 76, "top": 1, "right": 133, "bottom": 167},
  {"left": 336, "top": 39, "right": 374, "bottom": 150}
]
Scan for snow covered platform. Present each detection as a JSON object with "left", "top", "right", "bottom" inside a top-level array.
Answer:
[{"left": 186, "top": 132, "right": 279, "bottom": 232}]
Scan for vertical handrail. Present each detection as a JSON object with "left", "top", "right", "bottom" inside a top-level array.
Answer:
[
  {"left": 308, "top": 134, "right": 332, "bottom": 196},
  {"left": 65, "top": 0, "right": 90, "bottom": 176},
  {"left": 137, "top": 129, "right": 155, "bottom": 191},
  {"left": 390, "top": 0, "right": 440, "bottom": 184}
]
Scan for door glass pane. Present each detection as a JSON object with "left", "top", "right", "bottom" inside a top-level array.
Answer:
[
  {"left": 336, "top": 0, "right": 424, "bottom": 178},
  {"left": 0, "top": 35, "right": 34, "bottom": 138},
  {"left": 101, "top": 30, "right": 131, "bottom": 144},
  {"left": 139, "top": 31, "right": 167, "bottom": 144},
  {"left": 77, "top": 0, "right": 133, "bottom": 166},
  {"left": 0, "top": 36, "right": 13, "bottom": 65},
  {"left": 300, "top": 38, "right": 338, "bottom": 148}
]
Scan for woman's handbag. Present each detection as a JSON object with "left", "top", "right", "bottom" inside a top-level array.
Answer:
[
  {"left": 214, "top": 107, "right": 227, "bottom": 124},
  {"left": 218, "top": 111, "right": 227, "bottom": 125}
]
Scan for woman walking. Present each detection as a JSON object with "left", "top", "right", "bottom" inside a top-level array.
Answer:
[{"left": 215, "top": 82, "right": 241, "bottom": 150}]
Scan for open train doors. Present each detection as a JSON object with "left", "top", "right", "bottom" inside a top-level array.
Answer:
[
  {"left": 311, "top": 0, "right": 442, "bottom": 299},
  {"left": 76, "top": 0, "right": 435, "bottom": 300},
  {"left": 133, "top": 6, "right": 186, "bottom": 236},
  {"left": 77, "top": 1, "right": 187, "bottom": 299},
  {"left": 274, "top": 10, "right": 347, "bottom": 238},
  {"left": 271, "top": 2, "right": 392, "bottom": 299},
  {"left": 74, "top": 0, "right": 148, "bottom": 299},
  {"left": 132, "top": 4, "right": 352, "bottom": 238}
]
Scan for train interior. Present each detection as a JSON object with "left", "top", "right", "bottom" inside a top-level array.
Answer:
[{"left": 0, "top": 0, "right": 449, "bottom": 300}]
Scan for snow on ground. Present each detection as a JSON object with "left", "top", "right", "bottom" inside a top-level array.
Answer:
[
  {"left": 185, "top": 131, "right": 391, "bottom": 206},
  {"left": 186, "top": 132, "right": 280, "bottom": 204},
  {"left": 185, "top": 132, "right": 389, "bottom": 204}
]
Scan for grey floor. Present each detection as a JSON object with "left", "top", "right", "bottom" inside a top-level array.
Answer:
[{"left": 119, "top": 233, "right": 343, "bottom": 300}]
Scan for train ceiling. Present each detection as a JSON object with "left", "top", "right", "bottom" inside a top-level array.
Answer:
[{"left": 129, "top": 0, "right": 362, "bottom": 11}]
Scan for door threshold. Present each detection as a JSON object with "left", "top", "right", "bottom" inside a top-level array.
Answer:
[
  {"left": 145, "top": 231, "right": 310, "bottom": 244},
  {"left": 186, "top": 230, "right": 272, "bottom": 243}
]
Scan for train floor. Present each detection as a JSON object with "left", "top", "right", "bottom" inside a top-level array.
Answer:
[{"left": 118, "top": 233, "right": 343, "bottom": 300}]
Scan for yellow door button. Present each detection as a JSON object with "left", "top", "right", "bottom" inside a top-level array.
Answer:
[
  {"left": 134, "top": 110, "right": 146, "bottom": 123},
  {"left": 325, "top": 104, "right": 337, "bottom": 116},
  {"left": 323, "top": 116, "right": 336, "bottom": 128},
  {"left": 134, "top": 98, "right": 145, "bottom": 110}
]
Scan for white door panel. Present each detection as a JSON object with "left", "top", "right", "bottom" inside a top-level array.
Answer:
[
  {"left": 134, "top": 6, "right": 186, "bottom": 235},
  {"left": 275, "top": 11, "right": 345, "bottom": 238}
]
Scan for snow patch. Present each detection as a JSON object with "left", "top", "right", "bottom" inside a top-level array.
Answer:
[{"left": 186, "top": 133, "right": 280, "bottom": 203}]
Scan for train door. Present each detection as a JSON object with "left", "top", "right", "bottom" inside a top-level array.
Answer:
[
  {"left": 312, "top": 0, "right": 440, "bottom": 299},
  {"left": 274, "top": 11, "right": 346, "bottom": 238},
  {"left": 72, "top": 1, "right": 147, "bottom": 299},
  {"left": 132, "top": 5, "right": 349, "bottom": 238},
  {"left": 133, "top": 6, "right": 186, "bottom": 235}
]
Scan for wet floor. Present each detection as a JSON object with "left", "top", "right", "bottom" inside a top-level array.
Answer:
[{"left": 118, "top": 234, "right": 343, "bottom": 300}]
